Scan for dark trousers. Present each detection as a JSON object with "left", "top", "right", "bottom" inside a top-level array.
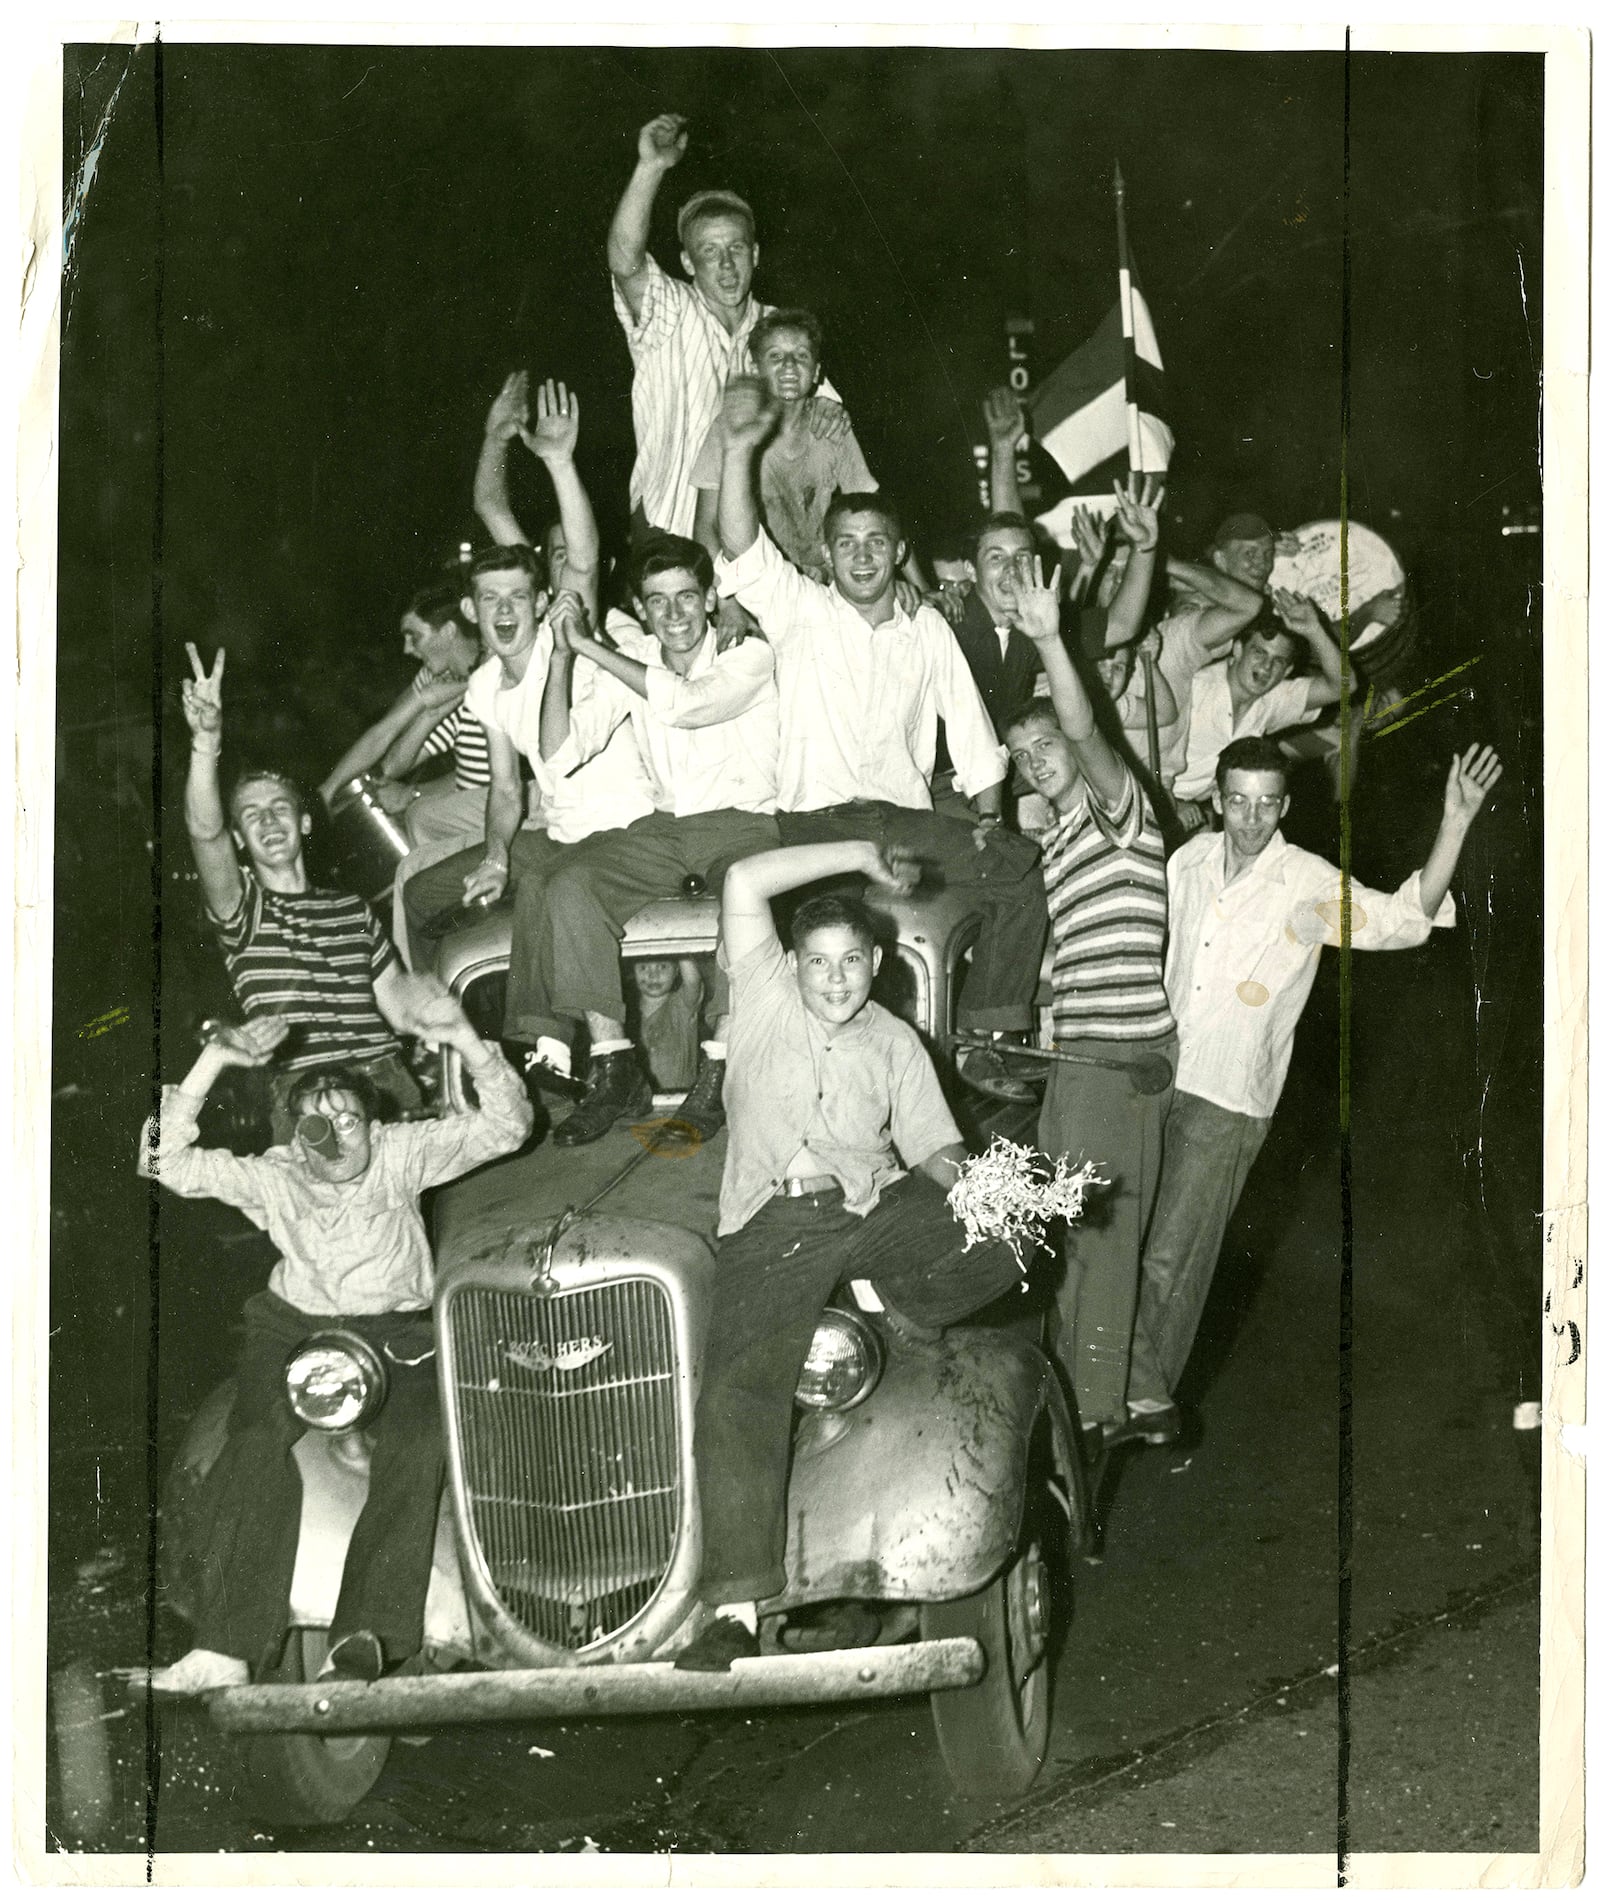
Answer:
[
  {"left": 1125, "top": 1090, "right": 1274, "bottom": 1408},
  {"left": 776, "top": 803, "right": 1048, "bottom": 1033},
  {"left": 695, "top": 1174, "right": 1023, "bottom": 1603},
  {"left": 186, "top": 1289, "right": 444, "bottom": 1675},
  {"left": 1036, "top": 1036, "right": 1176, "bottom": 1426},
  {"left": 522, "top": 808, "right": 779, "bottom": 1042}
]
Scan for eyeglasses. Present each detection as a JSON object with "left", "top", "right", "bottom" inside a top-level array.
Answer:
[{"left": 1221, "top": 794, "right": 1286, "bottom": 818}]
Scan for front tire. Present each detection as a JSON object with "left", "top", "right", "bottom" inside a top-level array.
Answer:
[
  {"left": 921, "top": 1453, "right": 1057, "bottom": 1797},
  {"left": 234, "top": 1629, "right": 392, "bottom": 1826}
]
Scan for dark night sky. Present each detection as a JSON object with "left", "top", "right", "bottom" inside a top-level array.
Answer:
[{"left": 58, "top": 45, "right": 1541, "bottom": 745}]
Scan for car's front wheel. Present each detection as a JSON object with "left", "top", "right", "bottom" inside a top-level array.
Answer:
[
  {"left": 920, "top": 1459, "right": 1056, "bottom": 1797},
  {"left": 234, "top": 1629, "right": 392, "bottom": 1827}
]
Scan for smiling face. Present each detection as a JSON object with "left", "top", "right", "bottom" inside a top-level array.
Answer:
[
  {"left": 681, "top": 212, "right": 758, "bottom": 317},
  {"left": 1228, "top": 627, "right": 1296, "bottom": 704},
  {"left": 969, "top": 525, "right": 1034, "bottom": 627},
  {"left": 1212, "top": 533, "right": 1276, "bottom": 591},
  {"left": 293, "top": 1086, "right": 374, "bottom": 1186},
  {"left": 632, "top": 957, "right": 681, "bottom": 1002},
  {"left": 752, "top": 324, "right": 819, "bottom": 406},
  {"left": 468, "top": 563, "right": 545, "bottom": 667},
  {"left": 229, "top": 777, "right": 310, "bottom": 873},
  {"left": 1006, "top": 710, "right": 1081, "bottom": 814},
  {"left": 401, "top": 611, "right": 465, "bottom": 678},
  {"left": 789, "top": 923, "right": 882, "bottom": 1028},
  {"left": 826, "top": 509, "right": 904, "bottom": 611},
  {"left": 636, "top": 565, "right": 714, "bottom": 663},
  {"left": 1214, "top": 765, "right": 1291, "bottom": 862},
  {"left": 1096, "top": 648, "right": 1134, "bottom": 700}
]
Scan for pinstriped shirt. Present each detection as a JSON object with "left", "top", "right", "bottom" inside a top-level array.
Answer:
[
  {"left": 213, "top": 869, "right": 401, "bottom": 1072},
  {"left": 1040, "top": 761, "right": 1176, "bottom": 1045},
  {"left": 613, "top": 254, "right": 775, "bottom": 536}
]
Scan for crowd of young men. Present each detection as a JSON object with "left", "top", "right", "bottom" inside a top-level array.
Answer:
[{"left": 150, "top": 111, "right": 1505, "bottom": 1685}]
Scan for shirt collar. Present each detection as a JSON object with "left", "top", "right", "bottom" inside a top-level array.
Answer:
[{"left": 1214, "top": 828, "right": 1290, "bottom": 888}]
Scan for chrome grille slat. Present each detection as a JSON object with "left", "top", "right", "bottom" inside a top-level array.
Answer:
[{"left": 450, "top": 1278, "right": 682, "bottom": 1651}]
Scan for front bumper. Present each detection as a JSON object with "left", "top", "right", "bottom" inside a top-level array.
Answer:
[{"left": 207, "top": 1638, "right": 983, "bottom": 1735}]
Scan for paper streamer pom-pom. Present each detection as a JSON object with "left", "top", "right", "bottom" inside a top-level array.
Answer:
[{"left": 946, "top": 1136, "right": 1107, "bottom": 1282}]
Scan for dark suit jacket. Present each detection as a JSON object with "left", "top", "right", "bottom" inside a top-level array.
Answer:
[{"left": 951, "top": 592, "right": 1044, "bottom": 739}]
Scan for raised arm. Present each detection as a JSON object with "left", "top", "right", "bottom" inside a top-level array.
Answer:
[
  {"left": 1011, "top": 557, "right": 1126, "bottom": 808},
  {"left": 138, "top": 1016, "right": 290, "bottom": 1194},
  {"left": 608, "top": 113, "right": 688, "bottom": 322},
  {"left": 473, "top": 370, "right": 535, "bottom": 547},
  {"left": 1270, "top": 588, "right": 1344, "bottom": 711},
  {"left": 1164, "top": 555, "right": 1263, "bottom": 661},
  {"left": 527, "top": 380, "right": 600, "bottom": 623},
  {"left": 982, "top": 385, "right": 1027, "bottom": 521},
  {"left": 380, "top": 691, "right": 468, "bottom": 780},
  {"left": 720, "top": 839, "right": 919, "bottom": 969},
  {"left": 692, "top": 483, "right": 723, "bottom": 563},
  {"left": 181, "top": 643, "right": 243, "bottom": 922},
  {"left": 1101, "top": 474, "right": 1163, "bottom": 654},
  {"left": 1416, "top": 744, "right": 1503, "bottom": 919},
  {"left": 714, "top": 377, "right": 780, "bottom": 560},
  {"left": 318, "top": 675, "right": 466, "bottom": 807}
]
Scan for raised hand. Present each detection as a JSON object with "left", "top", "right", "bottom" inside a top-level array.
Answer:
[
  {"left": 720, "top": 375, "right": 780, "bottom": 451},
  {"left": 414, "top": 674, "right": 469, "bottom": 711},
  {"left": 982, "top": 384, "right": 1026, "bottom": 450},
  {"left": 864, "top": 842, "right": 922, "bottom": 896},
  {"left": 485, "top": 369, "right": 532, "bottom": 446},
  {"left": 1113, "top": 472, "right": 1164, "bottom": 553},
  {"left": 1268, "top": 588, "right": 1324, "bottom": 638},
  {"left": 208, "top": 1014, "right": 292, "bottom": 1068},
  {"left": 182, "top": 643, "right": 225, "bottom": 739},
  {"left": 1442, "top": 743, "right": 1504, "bottom": 831},
  {"left": 713, "top": 594, "right": 760, "bottom": 651},
  {"left": 382, "top": 970, "right": 470, "bottom": 1048},
  {"left": 546, "top": 588, "right": 590, "bottom": 655},
  {"left": 1011, "top": 555, "right": 1062, "bottom": 645},
  {"left": 527, "top": 379, "right": 580, "bottom": 465},
  {"left": 638, "top": 112, "right": 688, "bottom": 171}
]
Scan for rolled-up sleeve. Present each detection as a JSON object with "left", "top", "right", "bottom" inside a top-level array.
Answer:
[
  {"left": 889, "top": 1041, "right": 964, "bottom": 1170},
  {"left": 714, "top": 528, "right": 820, "bottom": 649},
  {"left": 643, "top": 640, "right": 774, "bottom": 730},
  {"left": 926, "top": 616, "right": 1008, "bottom": 796},
  {"left": 611, "top": 253, "right": 685, "bottom": 357},
  {"left": 1290, "top": 866, "right": 1456, "bottom": 951},
  {"left": 137, "top": 1086, "right": 277, "bottom": 1221}
]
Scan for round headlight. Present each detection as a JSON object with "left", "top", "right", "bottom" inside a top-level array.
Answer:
[
  {"left": 284, "top": 1331, "right": 388, "bottom": 1430},
  {"left": 795, "top": 1308, "right": 883, "bottom": 1413}
]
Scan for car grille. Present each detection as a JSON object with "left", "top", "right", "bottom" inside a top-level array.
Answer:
[{"left": 448, "top": 1279, "right": 682, "bottom": 1650}]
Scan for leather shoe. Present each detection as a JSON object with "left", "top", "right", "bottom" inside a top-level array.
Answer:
[
  {"left": 1100, "top": 1403, "right": 1184, "bottom": 1450},
  {"left": 669, "top": 1056, "right": 726, "bottom": 1141},
  {"left": 673, "top": 1616, "right": 760, "bottom": 1673},
  {"left": 957, "top": 1044, "right": 1044, "bottom": 1104},
  {"left": 552, "top": 1048, "right": 654, "bottom": 1148}
]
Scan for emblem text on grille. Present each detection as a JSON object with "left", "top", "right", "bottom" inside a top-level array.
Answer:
[{"left": 504, "top": 1336, "right": 613, "bottom": 1374}]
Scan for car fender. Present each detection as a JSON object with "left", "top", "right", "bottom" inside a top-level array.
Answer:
[{"left": 774, "top": 1327, "right": 1079, "bottom": 1607}]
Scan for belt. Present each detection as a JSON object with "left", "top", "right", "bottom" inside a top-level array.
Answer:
[{"left": 782, "top": 1174, "right": 841, "bottom": 1198}]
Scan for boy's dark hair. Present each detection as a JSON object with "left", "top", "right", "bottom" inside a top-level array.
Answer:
[
  {"left": 227, "top": 767, "right": 306, "bottom": 824},
  {"left": 631, "top": 533, "right": 715, "bottom": 600},
  {"left": 975, "top": 511, "right": 1040, "bottom": 553},
  {"left": 1002, "top": 699, "right": 1064, "bottom": 743},
  {"left": 468, "top": 542, "right": 548, "bottom": 593},
  {"left": 407, "top": 579, "right": 470, "bottom": 631},
  {"left": 1216, "top": 736, "right": 1292, "bottom": 791},
  {"left": 1248, "top": 616, "right": 1309, "bottom": 674},
  {"left": 822, "top": 491, "right": 904, "bottom": 546},
  {"left": 749, "top": 307, "right": 823, "bottom": 363},
  {"left": 791, "top": 893, "right": 879, "bottom": 953},
  {"left": 286, "top": 1064, "right": 381, "bottom": 1123}
]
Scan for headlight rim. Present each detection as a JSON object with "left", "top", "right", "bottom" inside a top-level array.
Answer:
[
  {"left": 795, "top": 1305, "right": 884, "bottom": 1414},
  {"left": 283, "top": 1328, "right": 389, "bottom": 1432}
]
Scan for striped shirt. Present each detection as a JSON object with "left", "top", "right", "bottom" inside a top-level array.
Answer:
[
  {"left": 421, "top": 703, "right": 492, "bottom": 790},
  {"left": 1040, "top": 761, "right": 1175, "bottom": 1045},
  {"left": 213, "top": 869, "right": 401, "bottom": 1072}
]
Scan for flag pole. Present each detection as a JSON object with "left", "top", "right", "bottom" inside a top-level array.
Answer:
[{"left": 1116, "top": 160, "right": 1164, "bottom": 784}]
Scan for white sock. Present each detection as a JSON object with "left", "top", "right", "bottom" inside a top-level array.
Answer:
[
  {"left": 700, "top": 1039, "right": 727, "bottom": 1062},
  {"left": 590, "top": 1038, "right": 633, "bottom": 1058},
  {"left": 534, "top": 1036, "right": 572, "bottom": 1077},
  {"left": 717, "top": 1601, "right": 757, "bottom": 1634}
]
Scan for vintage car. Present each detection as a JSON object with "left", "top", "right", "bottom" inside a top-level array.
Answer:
[{"left": 162, "top": 883, "right": 1094, "bottom": 1826}]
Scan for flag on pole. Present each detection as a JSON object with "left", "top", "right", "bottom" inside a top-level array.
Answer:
[{"left": 1031, "top": 230, "right": 1173, "bottom": 541}]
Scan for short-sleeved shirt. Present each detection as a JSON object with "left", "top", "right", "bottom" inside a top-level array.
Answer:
[
  {"left": 719, "top": 931, "right": 962, "bottom": 1236},
  {"left": 1171, "top": 661, "right": 1315, "bottom": 803},
  {"left": 421, "top": 702, "right": 491, "bottom": 790},
  {"left": 213, "top": 868, "right": 401, "bottom": 1072},
  {"left": 689, "top": 413, "right": 875, "bottom": 573},
  {"left": 1040, "top": 761, "right": 1176, "bottom": 1045}
]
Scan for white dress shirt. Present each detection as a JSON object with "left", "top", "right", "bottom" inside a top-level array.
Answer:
[
  {"left": 549, "top": 620, "right": 780, "bottom": 817},
  {"left": 1165, "top": 828, "right": 1456, "bottom": 1119},
  {"left": 465, "top": 615, "right": 655, "bottom": 844},
  {"left": 1172, "top": 660, "right": 1316, "bottom": 802},
  {"left": 716, "top": 528, "right": 1008, "bottom": 812}
]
